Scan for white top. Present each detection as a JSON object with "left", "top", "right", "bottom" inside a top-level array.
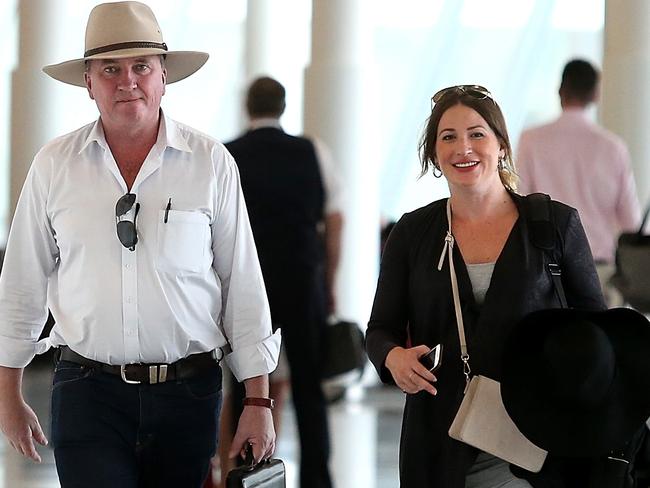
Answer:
[
  {"left": 249, "top": 118, "right": 344, "bottom": 214},
  {"left": 0, "top": 112, "right": 280, "bottom": 381},
  {"left": 517, "top": 109, "right": 641, "bottom": 262},
  {"left": 465, "top": 262, "right": 495, "bottom": 305}
]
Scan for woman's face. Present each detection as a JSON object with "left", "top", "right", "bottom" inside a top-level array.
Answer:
[{"left": 434, "top": 103, "right": 504, "bottom": 194}]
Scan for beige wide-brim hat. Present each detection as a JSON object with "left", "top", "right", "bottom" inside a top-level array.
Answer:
[{"left": 43, "top": 1, "right": 209, "bottom": 87}]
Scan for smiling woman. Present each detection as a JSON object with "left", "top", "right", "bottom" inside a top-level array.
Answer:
[
  {"left": 365, "top": 85, "right": 606, "bottom": 487},
  {"left": 419, "top": 86, "right": 517, "bottom": 192},
  {"left": 434, "top": 104, "right": 503, "bottom": 195}
]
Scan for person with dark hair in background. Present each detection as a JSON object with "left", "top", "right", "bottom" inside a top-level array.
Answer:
[
  {"left": 517, "top": 59, "right": 641, "bottom": 305},
  {"left": 380, "top": 219, "right": 397, "bottom": 256},
  {"left": 365, "top": 85, "right": 605, "bottom": 487},
  {"left": 222, "top": 76, "right": 342, "bottom": 488},
  {"left": 0, "top": 3, "right": 279, "bottom": 487}
]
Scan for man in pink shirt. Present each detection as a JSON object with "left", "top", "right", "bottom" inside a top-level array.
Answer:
[{"left": 517, "top": 59, "right": 641, "bottom": 304}]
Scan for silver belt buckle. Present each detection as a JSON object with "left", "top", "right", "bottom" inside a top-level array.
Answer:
[
  {"left": 120, "top": 364, "right": 141, "bottom": 384},
  {"left": 149, "top": 364, "right": 168, "bottom": 384}
]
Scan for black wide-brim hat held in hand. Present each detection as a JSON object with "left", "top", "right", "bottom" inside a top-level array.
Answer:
[{"left": 501, "top": 307, "right": 650, "bottom": 458}]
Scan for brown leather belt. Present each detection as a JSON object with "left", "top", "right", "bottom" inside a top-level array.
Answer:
[{"left": 57, "top": 346, "right": 219, "bottom": 385}]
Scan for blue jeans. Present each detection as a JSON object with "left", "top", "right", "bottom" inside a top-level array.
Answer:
[{"left": 50, "top": 359, "right": 222, "bottom": 488}]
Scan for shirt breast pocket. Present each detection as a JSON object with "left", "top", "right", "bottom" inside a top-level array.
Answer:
[{"left": 157, "top": 210, "right": 211, "bottom": 275}]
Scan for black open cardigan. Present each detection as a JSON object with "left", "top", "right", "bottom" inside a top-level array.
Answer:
[{"left": 366, "top": 193, "right": 605, "bottom": 487}]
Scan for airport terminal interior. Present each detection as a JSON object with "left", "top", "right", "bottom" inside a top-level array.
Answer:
[
  {"left": 1, "top": 1, "right": 649, "bottom": 487},
  {"left": 0, "top": 357, "right": 404, "bottom": 487}
]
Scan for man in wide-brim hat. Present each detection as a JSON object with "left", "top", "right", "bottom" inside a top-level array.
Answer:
[
  {"left": 0, "top": 2, "right": 280, "bottom": 487},
  {"left": 42, "top": 1, "right": 208, "bottom": 86},
  {"left": 501, "top": 307, "right": 650, "bottom": 458}
]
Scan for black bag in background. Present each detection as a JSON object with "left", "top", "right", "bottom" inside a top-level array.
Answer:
[
  {"left": 611, "top": 204, "right": 650, "bottom": 313},
  {"left": 321, "top": 318, "right": 366, "bottom": 380},
  {"left": 226, "top": 447, "right": 286, "bottom": 488}
]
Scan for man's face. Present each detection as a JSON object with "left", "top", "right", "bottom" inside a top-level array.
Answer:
[{"left": 84, "top": 55, "right": 166, "bottom": 131}]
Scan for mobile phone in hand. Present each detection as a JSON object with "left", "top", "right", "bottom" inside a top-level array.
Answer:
[{"left": 419, "top": 344, "right": 443, "bottom": 373}]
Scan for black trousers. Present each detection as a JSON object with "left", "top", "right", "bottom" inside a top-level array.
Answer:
[
  {"left": 232, "top": 266, "right": 332, "bottom": 488},
  {"left": 51, "top": 359, "right": 222, "bottom": 488}
]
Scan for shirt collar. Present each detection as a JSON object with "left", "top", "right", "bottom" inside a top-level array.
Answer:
[
  {"left": 249, "top": 117, "right": 282, "bottom": 131},
  {"left": 560, "top": 107, "right": 590, "bottom": 121},
  {"left": 160, "top": 112, "right": 193, "bottom": 153},
  {"left": 79, "top": 109, "right": 192, "bottom": 156},
  {"left": 80, "top": 117, "right": 107, "bottom": 154}
]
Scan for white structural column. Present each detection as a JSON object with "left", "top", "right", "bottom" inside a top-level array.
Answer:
[
  {"left": 243, "top": 1, "right": 310, "bottom": 134},
  {"left": 245, "top": 0, "right": 275, "bottom": 80},
  {"left": 304, "top": 0, "right": 379, "bottom": 330},
  {"left": 9, "top": 0, "right": 61, "bottom": 218},
  {"left": 304, "top": 1, "right": 378, "bottom": 486},
  {"left": 601, "top": 0, "right": 650, "bottom": 207}
]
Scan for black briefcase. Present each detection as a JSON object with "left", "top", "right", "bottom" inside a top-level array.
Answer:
[
  {"left": 321, "top": 318, "right": 366, "bottom": 380},
  {"left": 226, "top": 448, "right": 286, "bottom": 488}
]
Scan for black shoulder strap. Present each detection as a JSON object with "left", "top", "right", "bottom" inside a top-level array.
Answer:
[{"left": 524, "top": 193, "right": 568, "bottom": 309}]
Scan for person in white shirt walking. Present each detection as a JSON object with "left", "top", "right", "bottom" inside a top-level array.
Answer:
[
  {"left": 0, "top": 3, "right": 280, "bottom": 487},
  {"left": 517, "top": 59, "right": 641, "bottom": 305}
]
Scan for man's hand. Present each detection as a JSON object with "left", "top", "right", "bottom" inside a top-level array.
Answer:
[
  {"left": 228, "top": 374, "right": 275, "bottom": 463},
  {"left": 0, "top": 367, "right": 48, "bottom": 462},
  {"left": 228, "top": 404, "right": 275, "bottom": 463}
]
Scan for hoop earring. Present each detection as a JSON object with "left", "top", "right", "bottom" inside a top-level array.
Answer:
[{"left": 433, "top": 164, "right": 443, "bottom": 178}]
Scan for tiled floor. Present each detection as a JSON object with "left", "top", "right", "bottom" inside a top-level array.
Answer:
[{"left": 0, "top": 357, "right": 403, "bottom": 488}]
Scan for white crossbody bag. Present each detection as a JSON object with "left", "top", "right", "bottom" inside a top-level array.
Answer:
[{"left": 439, "top": 199, "right": 547, "bottom": 473}]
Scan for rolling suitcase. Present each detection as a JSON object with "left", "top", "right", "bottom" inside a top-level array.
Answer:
[{"left": 226, "top": 447, "right": 286, "bottom": 488}]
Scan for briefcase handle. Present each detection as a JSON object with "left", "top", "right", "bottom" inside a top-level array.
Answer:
[{"left": 241, "top": 443, "right": 272, "bottom": 472}]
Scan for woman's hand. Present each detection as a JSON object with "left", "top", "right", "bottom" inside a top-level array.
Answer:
[{"left": 385, "top": 345, "right": 438, "bottom": 396}]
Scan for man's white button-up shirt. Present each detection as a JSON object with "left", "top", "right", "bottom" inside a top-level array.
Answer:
[{"left": 0, "top": 113, "right": 280, "bottom": 381}]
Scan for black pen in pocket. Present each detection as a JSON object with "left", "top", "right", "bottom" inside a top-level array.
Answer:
[{"left": 164, "top": 197, "right": 172, "bottom": 223}]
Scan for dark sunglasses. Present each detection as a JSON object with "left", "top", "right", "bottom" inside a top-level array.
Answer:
[
  {"left": 115, "top": 193, "right": 140, "bottom": 251},
  {"left": 431, "top": 85, "right": 493, "bottom": 108}
]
